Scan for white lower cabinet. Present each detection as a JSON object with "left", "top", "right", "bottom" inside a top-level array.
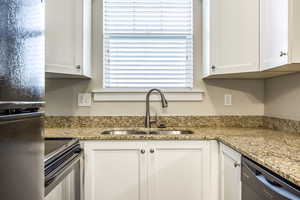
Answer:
[
  {"left": 83, "top": 141, "right": 242, "bottom": 200},
  {"left": 84, "top": 141, "right": 212, "bottom": 200},
  {"left": 45, "top": 169, "right": 76, "bottom": 200},
  {"left": 220, "top": 144, "right": 242, "bottom": 200},
  {"left": 45, "top": 181, "right": 66, "bottom": 200},
  {"left": 84, "top": 141, "right": 147, "bottom": 200},
  {"left": 148, "top": 141, "right": 210, "bottom": 200}
]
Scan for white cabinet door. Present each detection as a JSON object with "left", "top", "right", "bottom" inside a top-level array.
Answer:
[
  {"left": 290, "top": 0, "right": 300, "bottom": 63},
  {"left": 220, "top": 144, "right": 241, "bottom": 200},
  {"left": 260, "top": 0, "right": 289, "bottom": 70},
  {"left": 64, "top": 169, "right": 77, "bottom": 200},
  {"left": 148, "top": 141, "right": 209, "bottom": 200},
  {"left": 84, "top": 141, "right": 211, "bottom": 200},
  {"left": 45, "top": 0, "right": 92, "bottom": 78},
  {"left": 84, "top": 142, "right": 147, "bottom": 200},
  {"left": 203, "top": 0, "right": 259, "bottom": 76},
  {"left": 45, "top": 170, "right": 77, "bottom": 200},
  {"left": 45, "top": 181, "right": 66, "bottom": 200}
]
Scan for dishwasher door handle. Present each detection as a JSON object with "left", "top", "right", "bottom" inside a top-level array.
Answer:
[
  {"left": 242, "top": 158, "right": 300, "bottom": 200},
  {"left": 256, "top": 174, "right": 300, "bottom": 200}
]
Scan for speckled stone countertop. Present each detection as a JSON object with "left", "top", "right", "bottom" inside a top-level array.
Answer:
[{"left": 45, "top": 127, "right": 300, "bottom": 187}]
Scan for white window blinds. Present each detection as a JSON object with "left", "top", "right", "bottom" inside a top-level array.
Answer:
[{"left": 104, "top": 0, "right": 193, "bottom": 88}]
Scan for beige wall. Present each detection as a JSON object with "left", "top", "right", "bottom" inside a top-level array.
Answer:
[
  {"left": 45, "top": 0, "right": 265, "bottom": 116},
  {"left": 45, "top": 79, "right": 265, "bottom": 116},
  {"left": 265, "top": 73, "right": 300, "bottom": 121}
]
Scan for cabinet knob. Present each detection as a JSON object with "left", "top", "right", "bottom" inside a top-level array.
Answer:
[
  {"left": 150, "top": 149, "right": 155, "bottom": 154},
  {"left": 280, "top": 51, "right": 287, "bottom": 57},
  {"left": 76, "top": 65, "right": 81, "bottom": 69},
  {"left": 234, "top": 162, "right": 240, "bottom": 168},
  {"left": 211, "top": 65, "right": 216, "bottom": 70},
  {"left": 141, "top": 149, "right": 145, "bottom": 154}
]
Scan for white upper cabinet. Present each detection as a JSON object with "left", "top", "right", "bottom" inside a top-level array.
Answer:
[
  {"left": 203, "top": 0, "right": 300, "bottom": 78},
  {"left": 290, "top": 0, "right": 300, "bottom": 64},
  {"left": 260, "top": 0, "right": 289, "bottom": 71},
  {"left": 45, "top": 0, "right": 92, "bottom": 78},
  {"left": 261, "top": 0, "right": 300, "bottom": 71},
  {"left": 203, "top": 0, "right": 260, "bottom": 77}
]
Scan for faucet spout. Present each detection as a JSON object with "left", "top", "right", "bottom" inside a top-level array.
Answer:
[{"left": 145, "top": 88, "right": 168, "bottom": 128}]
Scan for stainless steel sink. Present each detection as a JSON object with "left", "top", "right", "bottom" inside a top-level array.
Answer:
[
  {"left": 149, "top": 130, "right": 194, "bottom": 135},
  {"left": 101, "top": 130, "right": 147, "bottom": 135},
  {"left": 101, "top": 130, "right": 193, "bottom": 135}
]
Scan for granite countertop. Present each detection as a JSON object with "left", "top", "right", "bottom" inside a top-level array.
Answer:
[{"left": 45, "top": 127, "right": 300, "bottom": 187}]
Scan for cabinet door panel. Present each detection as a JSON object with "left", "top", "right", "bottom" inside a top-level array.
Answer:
[
  {"left": 45, "top": 0, "right": 92, "bottom": 78},
  {"left": 290, "top": 0, "right": 300, "bottom": 63},
  {"left": 45, "top": 0, "right": 79, "bottom": 72},
  {"left": 211, "top": 0, "right": 259, "bottom": 74},
  {"left": 84, "top": 142, "right": 147, "bottom": 200},
  {"left": 45, "top": 169, "right": 79, "bottom": 200},
  {"left": 260, "top": 0, "right": 288, "bottom": 70},
  {"left": 149, "top": 142, "right": 208, "bottom": 200},
  {"left": 220, "top": 144, "right": 241, "bottom": 200},
  {"left": 64, "top": 169, "right": 77, "bottom": 200},
  {"left": 45, "top": 181, "right": 66, "bottom": 200}
]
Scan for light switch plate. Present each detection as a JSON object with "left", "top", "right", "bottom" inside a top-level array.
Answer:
[
  {"left": 224, "top": 94, "right": 232, "bottom": 106},
  {"left": 78, "top": 93, "right": 92, "bottom": 107}
]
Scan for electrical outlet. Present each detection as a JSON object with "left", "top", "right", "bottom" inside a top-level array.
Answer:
[
  {"left": 224, "top": 94, "right": 232, "bottom": 106},
  {"left": 78, "top": 93, "right": 92, "bottom": 107}
]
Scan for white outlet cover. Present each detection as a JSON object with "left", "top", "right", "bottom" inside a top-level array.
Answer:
[
  {"left": 78, "top": 93, "right": 92, "bottom": 107},
  {"left": 224, "top": 94, "right": 232, "bottom": 106}
]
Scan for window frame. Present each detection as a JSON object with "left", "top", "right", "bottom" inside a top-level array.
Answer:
[{"left": 92, "top": 0, "right": 204, "bottom": 101}]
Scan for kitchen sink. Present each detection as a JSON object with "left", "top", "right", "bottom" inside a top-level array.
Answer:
[
  {"left": 149, "top": 130, "right": 194, "bottom": 135},
  {"left": 101, "top": 130, "right": 147, "bottom": 135},
  {"left": 101, "top": 130, "right": 194, "bottom": 135}
]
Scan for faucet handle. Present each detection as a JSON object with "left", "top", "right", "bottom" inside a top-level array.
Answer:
[{"left": 158, "top": 123, "right": 166, "bottom": 128}]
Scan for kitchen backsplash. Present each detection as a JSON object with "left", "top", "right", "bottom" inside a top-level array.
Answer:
[
  {"left": 45, "top": 115, "right": 264, "bottom": 129},
  {"left": 263, "top": 117, "right": 300, "bottom": 133},
  {"left": 45, "top": 115, "right": 300, "bottom": 133}
]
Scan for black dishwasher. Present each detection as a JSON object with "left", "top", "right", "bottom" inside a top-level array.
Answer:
[{"left": 242, "top": 156, "right": 300, "bottom": 200}]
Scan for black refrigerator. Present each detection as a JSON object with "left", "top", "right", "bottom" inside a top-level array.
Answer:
[{"left": 0, "top": 0, "right": 45, "bottom": 200}]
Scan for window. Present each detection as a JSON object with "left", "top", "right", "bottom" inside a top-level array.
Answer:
[{"left": 103, "top": 0, "right": 193, "bottom": 88}]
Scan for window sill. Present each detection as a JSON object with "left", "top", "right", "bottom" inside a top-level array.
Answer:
[{"left": 93, "top": 89, "right": 204, "bottom": 102}]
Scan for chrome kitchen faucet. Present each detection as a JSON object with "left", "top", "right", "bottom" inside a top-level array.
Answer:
[{"left": 144, "top": 89, "right": 168, "bottom": 128}]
